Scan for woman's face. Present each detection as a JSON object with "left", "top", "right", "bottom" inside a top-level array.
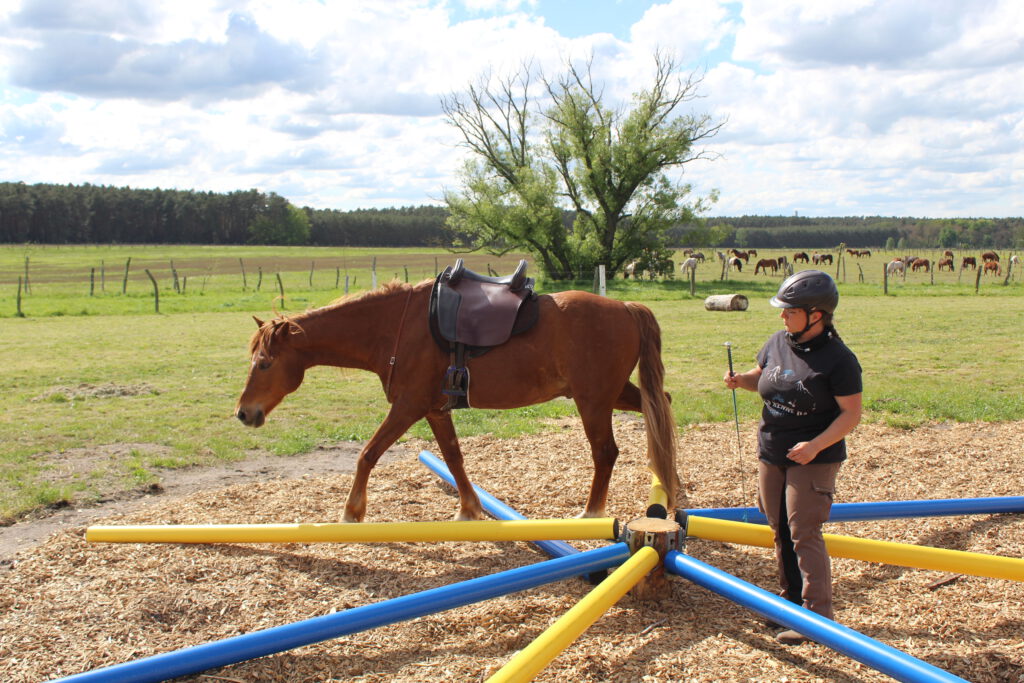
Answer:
[
  {"left": 780, "top": 307, "right": 822, "bottom": 336},
  {"left": 780, "top": 306, "right": 807, "bottom": 334}
]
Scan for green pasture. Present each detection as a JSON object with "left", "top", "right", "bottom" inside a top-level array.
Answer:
[{"left": 1, "top": 244, "right": 1022, "bottom": 522}]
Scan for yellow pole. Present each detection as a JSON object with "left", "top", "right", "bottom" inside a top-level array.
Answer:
[
  {"left": 487, "top": 546, "right": 660, "bottom": 683},
  {"left": 647, "top": 471, "right": 668, "bottom": 510},
  {"left": 687, "top": 515, "right": 1024, "bottom": 582},
  {"left": 86, "top": 518, "right": 617, "bottom": 545}
]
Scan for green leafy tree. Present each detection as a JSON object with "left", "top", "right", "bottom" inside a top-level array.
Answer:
[
  {"left": 443, "top": 52, "right": 722, "bottom": 279},
  {"left": 248, "top": 193, "right": 310, "bottom": 245},
  {"left": 937, "top": 226, "right": 959, "bottom": 249}
]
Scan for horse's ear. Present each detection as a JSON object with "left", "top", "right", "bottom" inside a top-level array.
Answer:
[{"left": 253, "top": 316, "right": 264, "bottom": 328}]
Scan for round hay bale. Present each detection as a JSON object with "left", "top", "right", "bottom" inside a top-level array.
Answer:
[{"left": 704, "top": 294, "right": 749, "bottom": 311}]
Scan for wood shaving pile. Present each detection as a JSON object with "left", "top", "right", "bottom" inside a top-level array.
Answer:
[{"left": 2, "top": 419, "right": 1022, "bottom": 682}]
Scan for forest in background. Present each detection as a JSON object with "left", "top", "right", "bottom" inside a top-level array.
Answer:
[{"left": 2, "top": 181, "right": 1021, "bottom": 249}]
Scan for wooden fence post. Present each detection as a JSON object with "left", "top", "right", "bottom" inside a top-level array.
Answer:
[
  {"left": 122, "top": 257, "right": 131, "bottom": 294},
  {"left": 90, "top": 267, "right": 95, "bottom": 296},
  {"left": 239, "top": 258, "right": 248, "bottom": 290},
  {"left": 145, "top": 268, "right": 159, "bottom": 313},
  {"left": 276, "top": 272, "right": 285, "bottom": 302},
  {"left": 16, "top": 276, "right": 24, "bottom": 317}
]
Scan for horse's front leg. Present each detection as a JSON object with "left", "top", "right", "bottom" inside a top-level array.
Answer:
[
  {"left": 344, "top": 404, "right": 423, "bottom": 523},
  {"left": 425, "top": 410, "right": 485, "bottom": 521}
]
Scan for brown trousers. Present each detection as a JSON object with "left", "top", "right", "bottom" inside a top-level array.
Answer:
[{"left": 757, "top": 460, "right": 842, "bottom": 620}]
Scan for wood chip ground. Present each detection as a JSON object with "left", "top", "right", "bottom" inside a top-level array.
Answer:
[{"left": 2, "top": 419, "right": 1022, "bottom": 682}]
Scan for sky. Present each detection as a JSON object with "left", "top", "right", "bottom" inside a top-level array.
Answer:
[{"left": 0, "top": 0, "right": 1021, "bottom": 218}]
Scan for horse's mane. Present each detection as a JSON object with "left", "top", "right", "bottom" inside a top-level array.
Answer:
[{"left": 248, "top": 280, "right": 420, "bottom": 357}]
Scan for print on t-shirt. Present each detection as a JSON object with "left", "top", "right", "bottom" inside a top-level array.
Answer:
[{"left": 763, "top": 364, "right": 815, "bottom": 418}]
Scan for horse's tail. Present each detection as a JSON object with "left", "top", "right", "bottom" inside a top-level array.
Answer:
[{"left": 625, "top": 302, "right": 682, "bottom": 510}]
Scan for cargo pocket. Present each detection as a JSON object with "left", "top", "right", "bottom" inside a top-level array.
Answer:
[{"left": 810, "top": 480, "right": 835, "bottom": 525}]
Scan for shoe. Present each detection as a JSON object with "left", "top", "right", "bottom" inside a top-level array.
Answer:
[{"left": 776, "top": 629, "right": 810, "bottom": 645}]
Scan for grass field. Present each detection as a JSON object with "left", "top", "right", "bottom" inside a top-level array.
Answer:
[{"left": 1, "top": 244, "right": 1021, "bottom": 522}]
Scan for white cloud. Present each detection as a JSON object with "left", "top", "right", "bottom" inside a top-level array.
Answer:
[{"left": 0, "top": 0, "right": 1021, "bottom": 216}]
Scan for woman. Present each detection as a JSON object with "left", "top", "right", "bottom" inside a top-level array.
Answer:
[{"left": 723, "top": 269, "right": 862, "bottom": 644}]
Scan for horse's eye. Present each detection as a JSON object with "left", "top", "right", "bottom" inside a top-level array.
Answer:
[{"left": 254, "top": 355, "right": 272, "bottom": 371}]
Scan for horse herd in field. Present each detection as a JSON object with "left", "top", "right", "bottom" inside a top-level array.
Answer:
[
  {"left": 623, "top": 248, "right": 1019, "bottom": 280},
  {"left": 884, "top": 250, "right": 1018, "bottom": 277}
]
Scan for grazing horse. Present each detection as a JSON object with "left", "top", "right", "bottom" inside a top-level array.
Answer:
[
  {"left": 1011, "top": 254, "right": 1021, "bottom": 267},
  {"left": 812, "top": 252, "right": 833, "bottom": 265},
  {"left": 680, "top": 257, "right": 698, "bottom": 276},
  {"left": 937, "top": 257, "right": 954, "bottom": 272},
  {"left": 911, "top": 258, "right": 930, "bottom": 272},
  {"left": 982, "top": 251, "right": 999, "bottom": 263},
  {"left": 961, "top": 256, "right": 977, "bottom": 270},
  {"left": 943, "top": 250, "right": 954, "bottom": 260},
  {"left": 754, "top": 258, "right": 778, "bottom": 275},
  {"left": 235, "top": 280, "right": 682, "bottom": 523},
  {"left": 793, "top": 252, "right": 810, "bottom": 263},
  {"left": 983, "top": 261, "right": 1001, "bottom": 276},
  {"left": 886, "top": 259, "right": 905, "bottom": 277},
  {"left": 730, "top": 249, "right": 750, "bottom": 263},
  {"left": 691, "top": 251, "right": 706, "bottom": 263},
  {"left": 623, "top": 260, "right": 640, "bottom": 279},
  {"left": 728, "top": 256, "right": 744, "bottom": 272}
]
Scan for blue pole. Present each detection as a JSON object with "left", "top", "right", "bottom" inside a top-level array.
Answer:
[
  {"left": 665, "top": 551, "right": 966, "bottom": 683},
  {"left": 688, "top": 496, "right": 1024, "bottom": 525},
  {"left": 51, "top": 543, "right": 631, "bottom": 683},
  {"left": 418, "top": 450, "right": 580, "bottom": 558}
]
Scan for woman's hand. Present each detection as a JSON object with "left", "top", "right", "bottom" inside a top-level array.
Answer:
[
  {"left": 723, "top": 366, "right": 761, "bottom": 392},
  {"left": 786, "top": 441, "right": 820, "bottom": 465}
]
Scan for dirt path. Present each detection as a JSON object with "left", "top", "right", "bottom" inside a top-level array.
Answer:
[{"left": 0, "top": 441, "right": 408, "bottom": 564}]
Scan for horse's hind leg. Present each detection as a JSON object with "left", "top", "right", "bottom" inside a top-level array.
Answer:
[
  {"left": 425, "top": 411, "right": 485, "bottom": 520},
  {"left": 344, "top": 405, "right": 422, "bottom": 523},
  {"left": 575, "top": 401, "right": 619, "bottom": 518}
]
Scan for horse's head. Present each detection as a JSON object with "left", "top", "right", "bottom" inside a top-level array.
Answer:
[{"left": 235, "top": 316, "right": 307, "bottom": 427}]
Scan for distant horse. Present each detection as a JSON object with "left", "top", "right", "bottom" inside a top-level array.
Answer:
[
  {"left": 911, "top": 258, "right": 930, "bottom": 272},
  {"left": 983, "top": 261, "right": 1001, "bottom": 276},
  {"left": 813, "top": 253, "right": 833, "bottom": 265},
  {"left": 943, "top": 250, "right": 954, "bottom": 260},
  {"left": 728, "top": 256, "right": 744, "bottom": 272},
  {"left": 793, "top": 252, "right": 810, "bottom": 263},
  {"left": 937, "top": 257, "right": 954, "bottom": 272},
  {"left": 982, "top": 251, "right": 999, "bottom": 263},
  {"left": 680, "top": 257, "right": 698, "bottom": 276},
  {"left": 691, "top": 252, "right": 706, "bottom": 263},
  {"left": 754, "top": 258, "right": 778, "bottom": 275},
  {"left": 235, "top": 280, "right": 682, "bottom": 523},
  {"left": 730, "top": 249, "right": 750, "bottom": 263},
  {"left": 886, "top": 259, "right": 905, "bottom": 277},
  {"left": 623, "top": 260, "right": 640, "bottom": 279},
  {"left": 961, "top": 256, "right": 977, "bottom": 270}
]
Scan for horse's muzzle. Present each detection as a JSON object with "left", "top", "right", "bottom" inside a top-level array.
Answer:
[{"left": 236, "top": 407, "right": 265, "bottom": 427}]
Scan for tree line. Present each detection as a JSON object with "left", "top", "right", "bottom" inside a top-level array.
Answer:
[{"left": 2, "top": 181, "right": 1020, "bottom": 252}]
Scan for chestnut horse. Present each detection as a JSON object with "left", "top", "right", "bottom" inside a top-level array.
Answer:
[{"left": 235, "top": 280, "right": 681, "bottom": 522}]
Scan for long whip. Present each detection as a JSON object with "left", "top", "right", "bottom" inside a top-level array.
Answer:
[{"left": 724, "top": 342, "right": 749, "bottom": 507}]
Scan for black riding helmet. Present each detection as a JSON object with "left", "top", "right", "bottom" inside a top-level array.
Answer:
[{"left": 770, "top": 269, "right": 839, "bottom": 314}]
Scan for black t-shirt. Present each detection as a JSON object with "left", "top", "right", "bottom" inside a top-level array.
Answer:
[{"left": 755, "top": 329, "right": 862, "bottom": 466}]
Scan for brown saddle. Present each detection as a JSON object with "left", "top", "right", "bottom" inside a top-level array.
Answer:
[{"left": 429, "top": 259, "right": 539, "bottom": 409}]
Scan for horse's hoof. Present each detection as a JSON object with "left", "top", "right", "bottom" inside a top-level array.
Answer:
[{"left": 342, "top": 511, "right": 363, "bottom": 523}]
